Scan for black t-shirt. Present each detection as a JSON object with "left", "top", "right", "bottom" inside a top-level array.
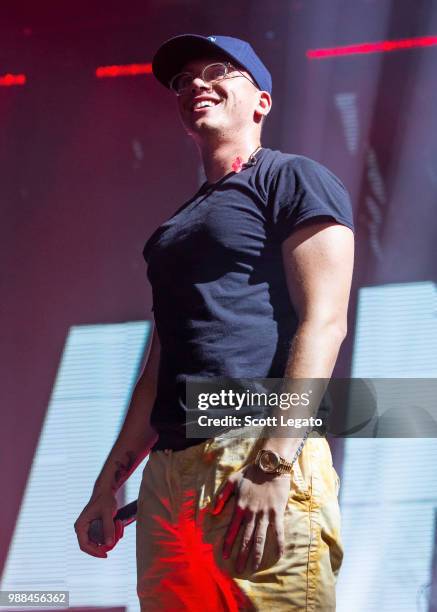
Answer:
[{"left": 143, "top": 147, "right": 355, "bottom": 451}]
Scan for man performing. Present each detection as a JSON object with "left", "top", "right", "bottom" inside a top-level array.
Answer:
[{"left": 74, "top": 34, "right": 355, "bottom": 611}]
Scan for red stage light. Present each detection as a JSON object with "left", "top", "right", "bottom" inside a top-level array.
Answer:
[
  {"left": 96, "top": 63, "right": 153, "bottom": 78},
  {"left": 307, "top": 35, "right": 437, "bottom": 59},
  {"left": 0, "top": 73, "right": 26, "bottom": 87}
]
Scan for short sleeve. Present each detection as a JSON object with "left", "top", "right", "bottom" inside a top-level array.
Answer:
[{"left": 269, "top": 155, "right": 355, "bottom": 242}]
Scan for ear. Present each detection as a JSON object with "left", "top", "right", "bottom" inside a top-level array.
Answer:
[{"left": 254, "top": 90, "right": 272, "bottom": 122}]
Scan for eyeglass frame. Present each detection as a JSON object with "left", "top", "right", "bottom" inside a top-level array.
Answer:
[{"left": 169, "top": 61, "right": 258, "bottom": 96}]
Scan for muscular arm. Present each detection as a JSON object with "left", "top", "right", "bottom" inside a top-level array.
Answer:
[
  {"left": 216, "top": 219, "right": 354, "bottom": 573},
  {"left": 92, "top": 322, "right": 161, "bottom": 495},
  {"left": 261, "top": 218, "right": 355, "bottom": 459}
]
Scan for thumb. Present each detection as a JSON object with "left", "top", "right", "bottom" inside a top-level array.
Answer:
[
  {"left": 103, "top": 512, "right": 116, "bottom": 547},
  {"left": 211, "top": 480, "right": 235, "bottom": 515},
  {"left": 114, "top": 519, "right": 124, "bottom": 542}
]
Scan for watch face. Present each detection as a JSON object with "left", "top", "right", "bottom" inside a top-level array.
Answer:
[{"left": 259, "top": 450, "right": 280, "bottom": 472}]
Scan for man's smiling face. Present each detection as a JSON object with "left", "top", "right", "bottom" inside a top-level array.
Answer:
[{"left": 174, "top": 54, "right": 265, "bottom": 138}]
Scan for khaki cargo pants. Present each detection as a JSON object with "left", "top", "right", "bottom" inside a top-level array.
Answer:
[{"left": 136, "top": 430, "right": 343, "bottom": 611}]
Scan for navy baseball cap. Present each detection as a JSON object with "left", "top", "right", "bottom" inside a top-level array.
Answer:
[{"left": 152, "top": 34, "right": 272, "bottom": 95}]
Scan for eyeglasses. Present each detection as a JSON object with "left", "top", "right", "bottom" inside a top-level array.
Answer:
[{"left": 169, "top": 61, "right": 257, "bottom": 96}]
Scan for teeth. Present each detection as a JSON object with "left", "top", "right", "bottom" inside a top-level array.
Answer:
[{"left": 193, "top": 100, "right": 219, "bottom": 110}]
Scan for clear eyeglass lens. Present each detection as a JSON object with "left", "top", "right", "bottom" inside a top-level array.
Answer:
[
  {"left": 173, "top": 73, "right": 193, "bottom": 94},
  {"left": 203, "top": 63, "right": 228, "bottom": 82},
  {"left": 173, "top": 63, "right": 229, "bottom": 94}
]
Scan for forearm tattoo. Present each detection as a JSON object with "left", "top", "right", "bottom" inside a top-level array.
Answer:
[{"left": 114, "top": 450, "right": 137, "bottom": 486}]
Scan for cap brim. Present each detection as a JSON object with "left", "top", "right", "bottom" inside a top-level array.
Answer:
[{"left": 152, "top": 34, "right": 242, "bottom": 89}]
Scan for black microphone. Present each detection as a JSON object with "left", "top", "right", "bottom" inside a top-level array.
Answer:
[{"left": 88, "top": 499, "right": 138, "bottom": 545}]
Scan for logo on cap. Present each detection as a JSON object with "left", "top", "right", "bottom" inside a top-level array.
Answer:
[{"left": 207, "top": 36, "right": 216, "bottom": 42}]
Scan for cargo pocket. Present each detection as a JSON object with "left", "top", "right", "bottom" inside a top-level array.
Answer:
[{"left": 289, "top": 455, "right": 311, "bottom": 503}]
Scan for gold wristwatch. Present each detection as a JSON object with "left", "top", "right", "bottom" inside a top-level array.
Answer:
[{"left": 254, "top": 449, "right": 294, "bottom": 475}]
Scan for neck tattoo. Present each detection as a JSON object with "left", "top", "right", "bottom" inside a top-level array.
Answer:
[{"left": 231, "top": 145, "right": 262, "bottom": 173}]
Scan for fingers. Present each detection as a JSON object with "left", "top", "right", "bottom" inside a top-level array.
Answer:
[
  {"left": 222, "top": 503, "right": 245, "bottom": 560},
  {"left": 74, "top": 493, "right": 120, "bottom": 558},
  {"left": 235, "top": 512, "right": 285, "bottom": 574},
  {"left": 214, "top": 469, "right": 289, "bottom": 574},
  {"left": 74, "top": 517, "right": 108, "bottom": 558},
  {"left": 211, "top": 480, "right": 235, "bottom": 515},
  {"left": 235, "top": 511, "right": 256, "bottom": 573},
  {"left": 114, "top": 519, "right": 125, "bottom": 542},
  {"left": 251, "top": 515, "right": 270, "bottom": 572},
  {"left": 102, "top": 518, "right": 125, "bottom": 551},
  {"left": 74, "top": 514, "right": 124, "bottom": 557},
  {"left": 102, "top": 512, "right": 115, "bottom": 550},
  {"left": 271, "top": 515, "right": 285, "bottom": 559}
]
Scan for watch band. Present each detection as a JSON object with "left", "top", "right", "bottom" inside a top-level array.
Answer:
[
  {"left": 276, "top": 457, "right": 294, "bottom": 474},
  {"left": 255, "top": 428, "right": 312, "bottom": 474}
]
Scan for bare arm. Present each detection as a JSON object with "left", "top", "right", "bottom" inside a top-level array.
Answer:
[
  {"left": 92, "top": 321, "right": 161, "bottom": 495},
  {"left": 212, "top": 219, "right": 354, "bottom": 574},
  {"left": 261, "top": 219, "right": 355, "bottom": 458},
  {"left": 75, "top": 320, "right": 161, "bottom": 556}
]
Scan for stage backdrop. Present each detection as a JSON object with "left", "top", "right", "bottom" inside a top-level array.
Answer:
[{"left": 1, "top": 1, "right": 436, "bottom": 611}]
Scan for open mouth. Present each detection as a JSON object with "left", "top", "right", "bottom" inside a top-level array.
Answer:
[{"left": 191, "top": 99, "right": 222, "bottom": 113}]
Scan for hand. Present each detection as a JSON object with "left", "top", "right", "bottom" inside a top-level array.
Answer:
[
  {"left": 74, "top": 490, "right": 124, "bottom": 558},
  {"left": 211, "top": 464, "right": 291, "bottom": 573}
]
